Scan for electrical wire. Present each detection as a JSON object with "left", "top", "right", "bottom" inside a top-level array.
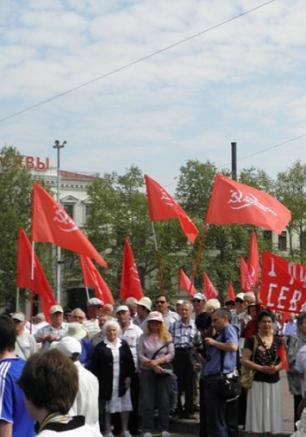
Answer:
[
  {"left": 219, "top": 133, "right": 306, "bottom": 169},
  {"left": 0, "top": 0, "right": 276, "bottom": 124}
]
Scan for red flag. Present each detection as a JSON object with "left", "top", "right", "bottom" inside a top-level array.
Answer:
[
  {"left": 248, "top": 231, "right": 259, "bottom": 288},
  {"left": 178, "top": 268, "right": 196, "bottom": 295},
  {"left": 32, "top": 183, "right": 107, "bottom": 267},
  {"left": 259, "top": 251, "right": 306, "bottom": 313},
  {"left": 80, "top": 255, "right": 114, "bottom": 304},
  {"left": 17, "top": 228, "right": 56, "bottom": 321},
  {"left": 240, "top": 257, "right": 254, "bottom": 291},
  {"left": 203, "top": 272, "right": 218, "bottom": 299},
  {"left": 227, "top": 282, "right": 236, "bottom": 300},
  {"left": 120, "top": 238, "right": 144, "bottom": 301},
  {"left": 144, "top": 174, "right": 199, "bottom": 243},
  {"left": 205, "top": 174, "right": 291, "bottom": 234}
]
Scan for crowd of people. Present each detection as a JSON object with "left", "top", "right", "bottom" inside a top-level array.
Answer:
[{"left": 1, "top": 292, "right": 306, "bottom": 437}]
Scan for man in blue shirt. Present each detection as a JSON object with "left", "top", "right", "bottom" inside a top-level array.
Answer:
[
  {"left": 170, "top": 301, "right": 197, "bottom": 418},
  {"left": 199, "top": 308, "right": 238, "bottom": 437},
  {"left": 0, "top": 315, "right": 34, "bottom": 437}
]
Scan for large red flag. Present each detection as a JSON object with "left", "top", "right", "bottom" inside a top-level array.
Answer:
[
  {"left": 205, "top": 174, "right": 291, "bottom": 234},
  {"left": 227, "top": 282, "right": 236, "bottom": 301},
  {"left": 32, "top": 183, "right": 107, "bottom": 267},
  {"left": 178, "top": 268, "right": 196, "bottom": 295},
  {"left": 248, "top": 231, "right": 259, "bottom": 288},
  {"left": 80, "top": 255, "right": 114, "bottom": 304},
  {"left": 144, "top": 174, "right": 199, "bottom": 243},
  {"left": 203, "top": 272, "right": 218, "bottom": 299},
  {"left": 120, "top": 238, "right": 144, "bottom": 301},
  {"left": 17, "top": 228, "right": 56, "bottom": 321}
]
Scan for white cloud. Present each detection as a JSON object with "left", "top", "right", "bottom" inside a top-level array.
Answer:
[{"left": 0, "top": 0, "right": 305, "bottom": 188}]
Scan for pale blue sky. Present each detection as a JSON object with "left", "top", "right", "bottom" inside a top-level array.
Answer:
[{"left": 0, "top": 0, "right": 305, "bottom": 189}]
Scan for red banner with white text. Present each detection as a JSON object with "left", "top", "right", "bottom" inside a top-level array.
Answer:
[{"left": 259, "top": 251, "right": 306, "bottom": 313}]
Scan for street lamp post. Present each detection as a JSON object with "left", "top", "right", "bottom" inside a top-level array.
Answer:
[{"left": 53, "top": 140, "right": 67, "bottom": 304}]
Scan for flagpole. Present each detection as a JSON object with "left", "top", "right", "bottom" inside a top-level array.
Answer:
[
  {"left": 16, "top": 288, "right": 20, "bottom": 312},
  {"left": 31, "top": 241, "right": 35, "bottom": 280},
  {"left": 53, "top": 140, "right": 66, "bottom": 304},
  {"left": 151, "top": 222, "right": 164, "bottom": 292},
  {"left": 85, "top": 287, "right": 90, "bottom": 301}
]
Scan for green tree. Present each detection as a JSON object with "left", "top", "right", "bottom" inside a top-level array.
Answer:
[
  {"left": 0, "top": 146, "right": 33, "bottom": 308},
  {"left": 275, "top": 161, "right": 306, "bottom": 260},
  {"left": 86, "top": 167, "right": 159, "bottom": 299},
  {"left": 175, "top": 159, "right": 217, "bottom": 216},
  {"left": 239, "top": 167, "right": 274, "bottom": 193}
]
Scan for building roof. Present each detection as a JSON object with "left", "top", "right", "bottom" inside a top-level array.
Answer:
[{"left": 59, "top": 170, "right": 100, "bottom": 181}]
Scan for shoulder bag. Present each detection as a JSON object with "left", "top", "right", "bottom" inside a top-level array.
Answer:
[
  {"left": 218, "top": 329, "right": 242, "bottom": 401},
  {"left": 240, "top": 335, "right": 258, "bottom": 390},
  {"left": 151, "top": 341, "right": 174, "bottom": 375}
]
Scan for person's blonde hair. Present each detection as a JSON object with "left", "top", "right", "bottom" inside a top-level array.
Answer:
[{"left": 145, "top": 320, "right": 171, "bottom": 342}]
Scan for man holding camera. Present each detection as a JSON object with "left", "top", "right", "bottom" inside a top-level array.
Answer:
[{"left": 196, "top": 308, "right": 239, "bottom": 437}]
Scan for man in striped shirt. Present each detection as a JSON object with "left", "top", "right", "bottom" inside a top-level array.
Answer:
[
  {"left": 170, "top": 301, "right": 197, "bottom": 419},
  {"left": 0, "top": 315, "right": 34, "bottom": 437}
]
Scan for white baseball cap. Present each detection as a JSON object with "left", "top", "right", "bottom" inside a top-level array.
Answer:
[
  {"left": 125, "top": 297, "right": 138, "bottom": 305},
  {"left": 52, "top": 336, "right": 82, "bottom": 356},
  {"left": 12, "top": 312, "right": 25, "bottom": 322},
  {"left": 192, "top": 293, "right": 206, "bottom": 302},
  {"left": 116, "top": 305, "right": 129, "bottom": 314},
  {"left": 49, "top": 305, "right": 64, "bottom": 315},
  {"left": 87, "top": 297, "right": 104, "bottom": 306}
]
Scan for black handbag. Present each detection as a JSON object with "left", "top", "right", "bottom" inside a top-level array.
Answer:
[
  {"left": 151, "top": 341, "right": 174, "bottom": 376},
  {"left": 218, "top": 374, "right": 241, "bottom": 400},
  {"left": 218, "top": 330, "right": 241, "bottom": 401}
]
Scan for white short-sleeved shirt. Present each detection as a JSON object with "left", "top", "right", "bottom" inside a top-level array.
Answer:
[
  {"left": 69, "top": 361, "right": 100, "bottom": 432},
  {"left": 120, "top": 322, "right": 143, "bottom": 369},
  {"left": 15, "top": 331, "right": 37, "bottom": 360}
]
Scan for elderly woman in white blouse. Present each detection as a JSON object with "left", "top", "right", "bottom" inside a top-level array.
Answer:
[{"left": 90, "top": 320, "right": 135, "bottom": 437}]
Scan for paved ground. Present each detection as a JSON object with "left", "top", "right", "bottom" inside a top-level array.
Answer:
[{"left": 166, "top": 371, "right": 294, "bottom": 436}]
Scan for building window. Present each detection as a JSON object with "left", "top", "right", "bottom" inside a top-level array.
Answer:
[
  {"left": 85, "top": 205, "right": 91, "bottom": 224},
  {"left": 301, "top": 231, "right": 306, "bottom": 251},
  {"left": 263, "top": 230, "right": 272, "bottom": 243},
  {"left": 278, "top": 231, "right": 287, "bottom": 251},
  {"left": 63, "top": 204, "right": 74, "bottom": 219}
]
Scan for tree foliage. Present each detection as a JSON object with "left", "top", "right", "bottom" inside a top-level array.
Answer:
[
  {"left": 275, "top": 161, "right": 306, "bottom": 259},
  {"left": 0, "top": 146, "right": 33, "bottom": 308},
  {"left": 175, "top": 159, "right": 217, "bottom": 216}
]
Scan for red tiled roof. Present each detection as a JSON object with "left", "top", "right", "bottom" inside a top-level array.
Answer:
[{"left": 59, "top": 170, "right": 100, "bottom": 181}]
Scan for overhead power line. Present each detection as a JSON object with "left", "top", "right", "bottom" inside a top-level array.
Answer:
[
  {"left": 0, "top": 0, "right": 276, "bottom": 124},
  {"left": 219, "top": 133, "right": 306, "bottom": 169}
]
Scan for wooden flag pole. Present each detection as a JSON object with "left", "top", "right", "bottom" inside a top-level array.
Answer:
[
  {"left": 31, "top": 241, "right": 35, "bottom": 280},
  {"left": 151, "top": 222, "right": 164, "bottom": 292}
]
